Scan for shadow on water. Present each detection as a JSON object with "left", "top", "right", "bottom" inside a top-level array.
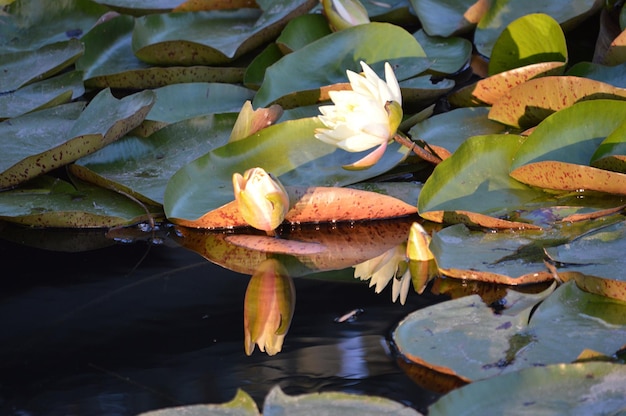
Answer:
[{"left": 0, "top": 237, "right": 444, "bottom": 416}]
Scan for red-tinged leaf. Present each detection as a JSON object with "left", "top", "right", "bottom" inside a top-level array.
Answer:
[
  {"left": 224, "top": 235, "right": 326, "bottom": 254},
  {"left": 171, "top": 186, "right": 418, "bottom": 229},
  {"left": 419, "top": 210, "right": 541, "bottom": 230},
  {"left": 510, "top": 161, "right": 626, "bottom": 195},
  {"left": 489, "top": 76, "right": 626, "bottom": 128},
  {"left": 173, "top": 0, "right": 258, "bottom": 12}
]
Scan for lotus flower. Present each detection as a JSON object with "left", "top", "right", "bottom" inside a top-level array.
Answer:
[
  {"left": 321, "top": 0, "right": 370, "bottom": 31},
  {"left": 244, "top": 258, "right": 295, "bottom": 356},
  {"left": 232, "top": 167, "right": 290, "bottom": 233},
  {"left": 315, "top": 61, "right": 403, "bottom": 169}
]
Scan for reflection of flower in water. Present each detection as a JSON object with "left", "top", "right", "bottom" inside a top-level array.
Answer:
[
  {"left": 353, "top": 222, "right": 438, "bottom": 304},
  {"left": 354, "top": 244, "right": 412, "bottom": 305},
  {"left": 244, "top": 258, "right": 295, "bottom": 356}
]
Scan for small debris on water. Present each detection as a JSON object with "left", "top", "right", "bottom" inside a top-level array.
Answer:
[{"left": 334, "top": 308, "right": 364, "bottom": 323}]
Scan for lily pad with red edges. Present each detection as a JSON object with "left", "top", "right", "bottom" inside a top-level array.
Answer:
[
  {"left": 489, "top": 76, "right": 626, "bottom": 129},
  {"left": 509, "top": 99, "right": 626, "bottom": 194}
]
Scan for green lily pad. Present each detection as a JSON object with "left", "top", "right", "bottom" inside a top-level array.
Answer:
[
  {"left": 393, "top": 281, "right": 626, "bottom": 382},
  {"left": 545, "top": 219, "right": 626, "bottom": 301},
  {"left": 263, "top": 385, "right": 422, "bottom": 416},
  {"left": 566, "top": 61, "right": 626, "bottom": 88},
  {"left": 409, "top": 0, "right": 489, "bottom": 37},
  {"left": 0, "top": 175, "right": 162, "bottom": 228},
  {"left": 275, "top": 13, "right": 331, "bottom": 54},
  {"left": 591, "top": 119, "right": 626, "bottom": 173},
  {"left": 429, "top": 362, "right": 626, "bottom": 416},
  {"left": 0, "top": 0, "right": 109, "bottom": 52},
  {"left": 138, "top": 388, "right": 260, "bottom": 416},
  {"left": 132, "top": 0, "right": 316, "bottom": 65},
  {"left": 93, "top": 0, "right": 179, "bottom": 15},
  {"left": 164, "top": 117, "right": 410, "bottom": 222},
  {"left": 76, "top": 14, "right": 245, "bottom": 89},
  {"left": 253, "top": 22, "right": 428, "bottom": 108},
  {"left": 430, "top": 224, "right": 555, "bottom": 284},
  {"left": 0, "top": 88, "right": 155, "bottom": 189},
  {"left": 417, "top": 134, "right": 547, "bottom": 229},
  {"left": 0, "top": 70, "right": 85, "bottom": 120},
  {"left": 0, "top": 39, "right": 84, "bottom": 93},
  {"left": 408, "top": 107, "right": 507, "bottom": 154},
  {"left": 74, "top": 113, "right": 239, "bottom": 206},
  {"left": 488, "top": 13, "right": 567, "bottom": 76},
  {"left": 474, "top": 0, "right": 602, "bottom": 57},
  {"left": 509, "top": 99, "right": 626, "bottom": 194},
  {"left": 413, "top": 29, "right": 472, "bottom": 75}
]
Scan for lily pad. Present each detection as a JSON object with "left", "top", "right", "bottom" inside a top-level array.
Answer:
[
  {"left": 0, "top": 175, "right": 162, "bottom": 228},
  {"left": 449, "top": 61, "right": 566, "bottom": 107},
  {"left": 132, "top": 0, "right": 316, "bottom": 65},
  {"left": 474, "top": 0, "right": 602, "bottom": 58},
  {"left": 164, "top": 117, "right": 410, "bottom": 222},
  {"left": 138, "top": 388, "right": 259, "bottom": 416},
  {"left": 488, "top": 13, "right": 568, "bottom": 76},
  {"left": 73, "top": 113, "right": 239, "bottom": 206},
  {"left": 275, "top": 13, "right": 331, "bottom": 54},
  {"left": 0, "top": 70, "right": 85, "bottom": 120},
  {"left": 591, "top": 119, "right": 626, "bottom": 173},
  {"left": 409, "top": 0, "right": 489, "bottom": 37},
  {"left": 509, "top": 99, "right": 626, "bottom": 194},
  {"left": 253, "top": 22, "right": 428, "bottom": 108},
  {"left": 546, "top": 219, "right": 626, "bottom": 301},
  {"left": 429, "top": 224, "right": 555, "bottom": 284},
  {"left": 417, "top": 134, "right": 547, "bottom": 229},
  {"left": 408, "top": 107, "right": 507, "bottom": 154},
  {"left": 428, "top": 362, "right": 626, "bottom": 416},
  {"left": 413, "top": 29, "right": 472, "bottom": 75},
  {"left": 173, "top": 186, "right": 418, "bottom": 229},
  {"left": 0, "top": 0, "right": 109, "bottom": 52},
  {"left": 0, "top": 88, "right": 155, "bottom": 189},
  {"left": 93, "top": 0, "right": 179, "bottom": 15},
  {"left": 76, "top": 14, "right": 245, "bottom": 89},
  {"left": 393, "top": 281, "right": 626, "bottom": 382},
  {"left": 0, "top": 38, "right": 84, "bottom": 93},
  {"left": 489, "top": 76, "right": 626, "bottom": 129},
  {"left": 566, "top": 61, "right": 626, "bottom": 88}
]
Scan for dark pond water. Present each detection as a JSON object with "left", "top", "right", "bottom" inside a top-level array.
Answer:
[{"left": 0, "top": 229, "right": 445, "bottom": 416}]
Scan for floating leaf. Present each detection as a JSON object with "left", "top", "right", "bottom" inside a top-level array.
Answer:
[
  {"left": 510, "top": 99, "right": 626, "bottom": 193},
  {"left": 546, "top": 219, "right": 626, "bottom": 301},
  {"left": 253, "top": 22, "right": 428, "bottom": 108},
  {"left": 76, "top": 14, "right": 245, "bottom": 89},
  {"left": 0, "top": 39, "right": 84, "bottom": 93},
  {"left": 173, "top": 0, "right": 258, "bottom": 12},
  {"left": 488, "top": 13, "right": 567, "bottom": 76},
  {"left": 418, "top": 134, "right": 546, "bottom": 229},
  {"left": 0, "top": 0, "right": 109, "bottom": 52},
  {"left": 73, "top": 113, "right": 238, "bottom": 206},
  {"left": 94, "top": 0, "right": 179, "bottom": 15},
  {"left": 0, "top": 175, "right": 162, "bottom": 228},
  {"left": 393, "top": 281, "right": 626, "bottom": 382},
  {"left": 0, "top": 70, "right": 84, "bottom": 120},
  {"left": 172, "top": 186, "right": 417, "bottom": 229},
  {"left": 138, "top": 388, "right": 260, "bottom": 416},
  {"left": 0, "top": 89, "right": 155, "bottom": 189},
  {"left": 428, "top": 362, "right": 626, "bottom": 416},
  {"left": 430, "top": 224, "right": 555, "bottom": 284},
  {"left": 591, "top": 120, "right": 626, "bottom": 173},
  {"left": 413, "top": 29, "right": 472, "bottom": 75},
  {"left": 409, "top": 0, "right": 489, "bottom": 37},
  {"left": 408, "top": 107, "right": 507, "bottom": 154},
  {"left": 474, "top": 0, "right": 602, "bottom": 57},
  {"left": 275, "top": 13, "right": 331, "bottom": 54},
  {"left": 489, "top": 76, "right": 626, "bottom": 129},
  {"left": 448, "top": 62, "right": 565, "bottom": 107},
  {"left": 132, "top": 0, "right": 316, "bottom": 65},
  {"left": 164, "top": 117, "right": 410, "bottom": 222},
  {"left": 566, "top": 61, "right": 626, "bottom": 88}
]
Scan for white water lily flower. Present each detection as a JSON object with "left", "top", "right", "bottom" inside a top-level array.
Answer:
[
  {"left": 315, "top": 61, "right": 403, "bottom": 169},
  {"left": 354, "top": 244, "right": 411, "bottom": 304}
]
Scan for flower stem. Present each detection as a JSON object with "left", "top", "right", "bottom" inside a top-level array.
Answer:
[{"left": 393, "top": 133, "right": 442, "bottom": 165}]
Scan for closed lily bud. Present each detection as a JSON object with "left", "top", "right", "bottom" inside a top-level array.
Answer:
[
  {"left": 406, "top": 222, "right": 434, "bottom": 261},
  {"left": 321, "top": 0, "right": 370, "bottom": 32},
  {"left": 232, "top": 167, "right": 290, "bottom": 233},
  {"left": 244, "top": 258, "right": 295, "bottom": 356}
]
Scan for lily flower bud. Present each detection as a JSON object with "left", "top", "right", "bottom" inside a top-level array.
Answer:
[
  {"left": 232, "top": 167, "right": 290, "bottom": 233},
  {"left": 244, "top": 258, "right": 296, "bottom": 356},
  {"left": 321, "top": 0, "right": 370, "bottom": 32}
]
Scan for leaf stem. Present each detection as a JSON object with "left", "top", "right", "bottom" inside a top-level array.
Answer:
[{"left": 393, "top": 133, "right": 442, "bottom": 165}]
